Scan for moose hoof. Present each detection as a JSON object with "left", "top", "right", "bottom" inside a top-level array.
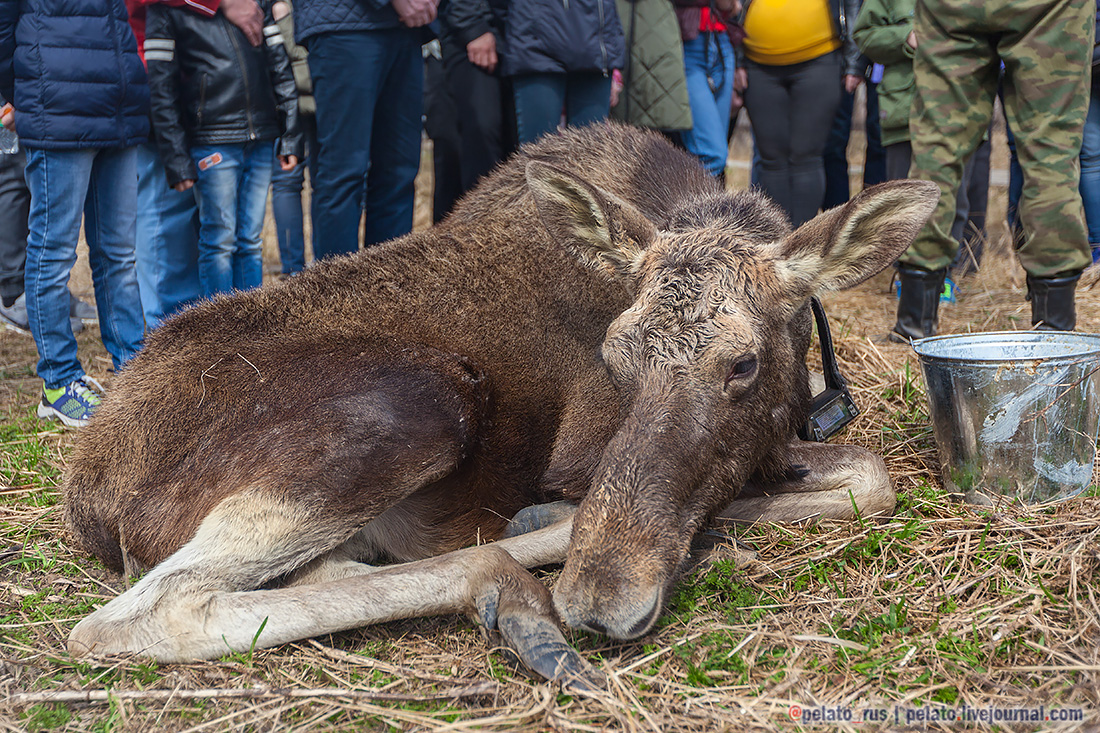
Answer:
[{"left": 497, "top": 612, "right": 606, "bottom": 693}]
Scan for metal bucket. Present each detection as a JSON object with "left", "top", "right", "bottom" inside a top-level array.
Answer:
[{"left": 912, "top": 331, "right": 1100, "bottom": 504}]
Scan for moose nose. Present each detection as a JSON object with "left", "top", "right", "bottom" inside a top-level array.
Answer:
[{"left": 583, "top": 619, "right": 608, "bottom": 635}]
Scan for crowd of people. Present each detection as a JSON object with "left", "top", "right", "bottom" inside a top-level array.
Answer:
[{"left": 0, "top": 0, "right": 1097, "bottom": 427}]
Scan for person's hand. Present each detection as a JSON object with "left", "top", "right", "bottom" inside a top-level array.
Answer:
[
  {"left": 906, "top": 30, "right": 917, "bottom": 49},
  {"left": 279, "top": 154, "right": 298, "bottom": 171},
  {"left": 392, "top": 0, "right": 438, "bottom": 28},
  {"left": 0, "top": 103, "right": 15, "bottom": 133},
  {"left": 844, "top": 74, "right": 863, "bottom": 94},
  {"left": 173, "top": 179, "right": 195, "bottom": 192},
  {"left": 221, "top": 0, "right": 263, "bottom": 46},
  {"left": 734, "top": 67, "right": 748, "bottom": 93},
  {"left": 610, "top": 69, "right": 623, "bottom": 107},
  {"left": 467, "top": 32, "right": 497, "bottom": 73}
]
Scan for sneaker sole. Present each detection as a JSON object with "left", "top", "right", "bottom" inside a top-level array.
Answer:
[{"left": 37, "top": 402, "right": 90, "bottom": 428}]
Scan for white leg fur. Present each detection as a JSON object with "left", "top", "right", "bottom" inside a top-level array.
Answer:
[
  {"left": 720, "top": 441, "right": 895, "bottom": 524},
  {"left": 68, "top": 489, "right": 575, "bottom": 662}
]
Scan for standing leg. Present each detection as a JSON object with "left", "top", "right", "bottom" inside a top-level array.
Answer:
[
  {"left": 680, "top": 33, "right": 735, "bottom": 179},
  {"left": 513, "top": 73, "right": 568, "bottom": 145},
  {"left": 425, "top": 50, "right": 464, "bottom": 222},
  {"left": 904, "top": 0, "right": 997, "bottom": 274},
  {"left": 270, "top": 138, "right": 307, "bottom": 275},
  {"left": 822, "top": 85, "right": 854, "bottom": 209},
  {"left": 191, "top": 144, "right": 244, "bottom": 297},
  {"left": 447, "top": 51, "right": 508, "bottom": 192},
  {"left": 0, "top": 148, "right": 29, "bottom": 316},
  {"left": 863, "top": 82, "right": 887, "bottom": 186},
  {"left": 23, "top": 148, "right": 93, "bottom": 389},
  {"left": 1078, "top": 71, "right": 1100, "bottom": 263},
  {"left": 745, "top": 60, "right": 795, "bottom": 216},
  {"left": 563, "top": 71, "right": 614, "bottom": 129},
  {"left": 82, "top": 146, "right": 145, "bottom": 371},
  {"left": 308, "top": 31, "right": 380, "bottom": 258},
  {"left": 786, "top": 51, "right": 842, "bottom": 227},
  {"left": 232, "top": 140, "right": 273, "bottom": 291},
  {"left": 1001, "top": 0, "right": 1093, "bottom": 330},
  {"left": 135, "top": 141, "right": 201, "bottom": 329},
  {"left": 363, "top": 29, "right": 422, "bottom": 246}
]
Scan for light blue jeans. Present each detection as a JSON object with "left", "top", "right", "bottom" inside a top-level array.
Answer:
[
  {"left": 191, "top": 141, "right": 273, "bottom": 297},
  {"left": 23, "top": 146, "right": 145, "bottom": 388},
  {"left": 135, "top": 142, "right": 202, "bottom": 329},
  {"left": 682, "top": 32, "right": 735, "bottom": 178}
]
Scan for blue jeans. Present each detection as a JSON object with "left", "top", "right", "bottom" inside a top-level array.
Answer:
[
  {"left": 135, "top": 142, "right": 202, "bottom": 329},
  {"left": 271, "top": 114, "right": 316, "bottom": 275},
  {"left": 1080, "top": 74, "right": 1100, "bottom": 259},
  {"left": 191, "top": 141, "right": 273, "bottom": 297},
  {"left": 513, "top": 72, "right": 612, "bottom": 145},
  {"left": 23, "top": 146, "right": 145, "bottom": 388},
  {"left": 308, "top": 29, "right": 422, "bottom": 257},
  {"left": 681, "top": 33, "right": 735, "bottom": 178}
]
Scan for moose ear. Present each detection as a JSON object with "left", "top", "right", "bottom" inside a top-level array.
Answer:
[
  {"left": 772, "top": 179, "right": 939, "bottom": 297},
  {"left": 526, "top": 160, "right": 656, "bottom": 283}
]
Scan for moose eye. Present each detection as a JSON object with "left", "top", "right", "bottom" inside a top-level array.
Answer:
[{"left": 725, "top": 356, "right": 758, "bottom": 387}]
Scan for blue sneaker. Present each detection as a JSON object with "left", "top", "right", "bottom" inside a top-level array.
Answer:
[
  {"left": 37, "top": 376, "right": 103, "bottom": 427},
  {"left": 940, "top": 276, "right": 957, "bottom": 304},
  {"left": 892, "top": 274, "right": 957, "bottom": 303}
]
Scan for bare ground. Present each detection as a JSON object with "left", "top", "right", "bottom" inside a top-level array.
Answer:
[{"left": 2, "top": 122, "right": 1099, "bottom": 731}]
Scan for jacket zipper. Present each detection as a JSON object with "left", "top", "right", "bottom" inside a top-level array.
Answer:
[
  {"left": 108, "top": 8, "right": 128, "bottom": 134},
  {"left": 197, "top": 74, "right": 207, "bottom": 128},
  {"left": 226, "top": 19, "right": 256, "bottom": 140},
  {"left": 597, "top": 0, "right": 608, "bottom": 75}
]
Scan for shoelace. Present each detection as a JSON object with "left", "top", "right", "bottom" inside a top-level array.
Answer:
[{"left": 74, "top": 376, "right": 103, "bottom": 405}]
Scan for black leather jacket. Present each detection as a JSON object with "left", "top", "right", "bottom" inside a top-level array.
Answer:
[{"left": 145, "top": 1, "right": 302, "bottom": 186}]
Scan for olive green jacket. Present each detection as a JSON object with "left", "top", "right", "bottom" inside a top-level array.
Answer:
[
  {"left": 851, "top": 0, "right": 914, "bottom": 147},
  {"left": 611, "top": 0, "right": 692, "bottom": 131}
]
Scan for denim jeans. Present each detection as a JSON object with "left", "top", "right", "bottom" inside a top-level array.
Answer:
[
  {"left": 23, "top": 146, "right": 145, "bottom": 388},
  {"left": 681, "top": 33, "right": 735, "bottom": 178},
  {"left": 190, "top": 141, "right": 273, "bottom": 297},
  {"left": 135, "top": 142, "right": 202, "bottom": 329},
  {"left": 1080, "top": 74, "right": 1100, "bottom": 258},
  {"left": 513, "top": 72, "right": 612, "bottom": 145},
  {"left": 271, "top": 114, "right": 317, "bottom": 275},
  {"left": 308, "top": 29, "right": 422, "bottom": 257}
]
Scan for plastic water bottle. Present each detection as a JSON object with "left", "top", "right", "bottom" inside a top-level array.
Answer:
[{"left": 0, "top": 103, "right": 17, "bottom": 154}]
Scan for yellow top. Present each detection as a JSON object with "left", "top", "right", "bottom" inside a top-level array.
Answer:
[{"left": 742, "top": 0, "right": 841, "bottom": 66}]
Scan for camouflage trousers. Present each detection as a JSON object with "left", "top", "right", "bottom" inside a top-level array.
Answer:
[{"left": 904, "top": 0, "right": 1094, "bottom": 276}]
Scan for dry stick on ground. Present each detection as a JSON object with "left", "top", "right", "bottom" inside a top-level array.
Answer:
[{"left": 5, "top": 681, "right": 498, "bottom": 708}]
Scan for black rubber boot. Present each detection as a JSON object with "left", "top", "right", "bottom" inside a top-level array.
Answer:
[
  {"left": 889, "top": 265, "right": 947, "bottom": 343},
  {"left": 1027, "top": 271, "right": 1081, "bottom": 331}
]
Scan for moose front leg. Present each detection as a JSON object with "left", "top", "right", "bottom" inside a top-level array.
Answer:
[
  {"left": 68, "top": 515, "right": 601, "bottom": 689},
  {"left": 719, "top": 439, "right": 896, "bottom": 524}
]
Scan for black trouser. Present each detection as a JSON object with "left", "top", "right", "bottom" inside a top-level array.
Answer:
[
  {"left": 744, "top": 50, "right": 841, "bottom": 227},
  {"left": 425, "top": 43, "right": 516, "bottom": 221},
  {"left": 0, "top": 149, "right": 28, "bottom": 303}
]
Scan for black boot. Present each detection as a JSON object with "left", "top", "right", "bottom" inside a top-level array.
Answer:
[
  {"left": 889, "top": 265, "right": 946, "bottom": 343},
  {"left": 1027, "top": 271, "right": 1081, "bottom": 331}
]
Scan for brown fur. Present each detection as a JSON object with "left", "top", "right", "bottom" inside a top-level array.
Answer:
[{"left": 62, "top": 123, "right": 939, "bottom": 661}]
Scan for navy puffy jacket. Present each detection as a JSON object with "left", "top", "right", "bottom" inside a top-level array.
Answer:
[
  {"left": 502, "top": 0, "right": 625, "bottom": 77},
  {"left": 293, "top": 0, "right": 403, "bottom": 44},
  {"left": 0, "top": 0, "right": 149, "bottom": 149}
]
